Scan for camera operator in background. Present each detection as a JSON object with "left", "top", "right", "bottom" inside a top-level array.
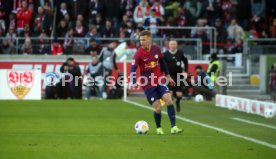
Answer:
[
  {"left": 57, "top": 57, "right": 82, "bottom": 99},
  {"left": 84, "top": 56, "right": 104, "bottom": 100},
  {"left": 193, "top": 65, "right": 215, "bottom": 101}
]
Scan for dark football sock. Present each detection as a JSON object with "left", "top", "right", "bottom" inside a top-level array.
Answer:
[
  {"left": 154, "top": 112, "right": 162, "bottom": 128},
  {"left": 167, "top": 104, "right": 176, "bottom": 127}
]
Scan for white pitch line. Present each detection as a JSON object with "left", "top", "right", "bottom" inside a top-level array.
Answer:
[
  {"left": 232, "top": 117, "right": 276, "bottom": 130},
  {"left": 124, "top": 100, "right": 276, "bottom": 150}
]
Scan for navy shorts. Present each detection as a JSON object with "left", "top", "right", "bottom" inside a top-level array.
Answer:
[{"left": 144, "top": 85, "right": 170, "bottom": 105}]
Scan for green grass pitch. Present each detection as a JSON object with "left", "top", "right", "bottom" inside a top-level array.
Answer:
[{"left": 0, "top": 99, "right": 276, "bottom": 159}]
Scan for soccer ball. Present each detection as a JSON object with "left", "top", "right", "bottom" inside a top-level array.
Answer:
[
  {"left": 264, "top": 108, "right": 275, "bottom": 119},
  {"left": 134, "top": 121, "right": 149, "bottom": 134},
  {"left": 195, "top": 94, "right": 204, "bottom": 102}
]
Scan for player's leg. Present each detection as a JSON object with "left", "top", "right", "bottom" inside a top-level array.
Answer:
[
  {"left": 152, "top": 99, "right": 162, "bottom": 127},
  {"left": 168, "top": 86, "right": 176, "bottom": 108},
  {"left": 172, "top": 75, "right": 183, "bottom": 112},
  {"left": 161, "top": 92, "right": 176, "bottom": 127},
  {"left": 152, "top": 100, "right": 164, "bottom": 135},
  {"left": 159, "top": 85, "right": 183, "bottom": 134},
  {"left": 167, "top": 79, "right": 175, "bottom": 101},
  {"left": 170, "top": 90, "right": 174, "bottom": 99},
  {"left": 175, "top": 91, "right": 183, "bottom": 112},
  {"left": 145, "top": 88, "right": 164, "bottom": 135},
  {"left": 174, "top": 81, "right": 184, "bottom": 112}
]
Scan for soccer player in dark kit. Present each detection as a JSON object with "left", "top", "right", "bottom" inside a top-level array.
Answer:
[
  {"left": 130, "top": 30, "right": 183, "bottom": 135},
  {"left": 163, "top": 40, "right": 189, "bottom": 112}
]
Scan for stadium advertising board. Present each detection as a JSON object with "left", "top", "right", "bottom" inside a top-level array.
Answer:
[
  {"left": 0, "top": 69, "right": 41, "bottom": 100},
  {"left": 0, "top": 60, "right": 209, "bottom": 93},
  {"left": 216, "top": 94, "right": 276, "bottom": 117}
]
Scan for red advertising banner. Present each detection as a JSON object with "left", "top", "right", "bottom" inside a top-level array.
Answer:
[{"left": 0, "top": 61, "right": 209, "bottom": 92}]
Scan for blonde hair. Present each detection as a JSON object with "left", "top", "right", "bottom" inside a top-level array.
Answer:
[{"left": 139, "top": 30, "right": 152, "bottom": 37}]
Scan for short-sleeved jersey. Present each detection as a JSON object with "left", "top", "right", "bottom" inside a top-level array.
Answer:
[{"left": 132, "top": 45, "right": 165, "bottom": 90}]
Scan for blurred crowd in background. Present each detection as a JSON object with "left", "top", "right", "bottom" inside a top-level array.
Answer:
[{"left": 0, "top": 0, "right": 276, "bottom": 55}]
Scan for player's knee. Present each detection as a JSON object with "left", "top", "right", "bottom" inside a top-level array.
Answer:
[
  {"left": 155, "top": 106, "right": 162, "bottom": 113},
  {"left": 162, "top": 94, "right": 173, "bottom": 105},
  {"left": 165, "top": 99, "right": 173, "bottom": 105}
]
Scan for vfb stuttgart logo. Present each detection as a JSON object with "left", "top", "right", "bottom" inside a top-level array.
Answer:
[{"left": 7, "top": 70, "right": 35, "bottom": 99}]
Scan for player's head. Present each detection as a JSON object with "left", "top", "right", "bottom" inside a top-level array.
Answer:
[
  {"left": 139, "top": 30, "right": 152, "bottom": 50},
  {"left": 169, "top": 39, "right": 178, "bottom": 52}
]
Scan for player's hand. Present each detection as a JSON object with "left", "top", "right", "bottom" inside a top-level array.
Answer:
[
  {"left": 168, "top": 76, "right": 176, "bottom": 87},
  {"left": 131, "top": 83, "right": 139, "bottom": 90}
]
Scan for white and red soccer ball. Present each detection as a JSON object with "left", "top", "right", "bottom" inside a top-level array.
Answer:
[{"left": 134, "top": 121, "right": 149, "bottom": 134}]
